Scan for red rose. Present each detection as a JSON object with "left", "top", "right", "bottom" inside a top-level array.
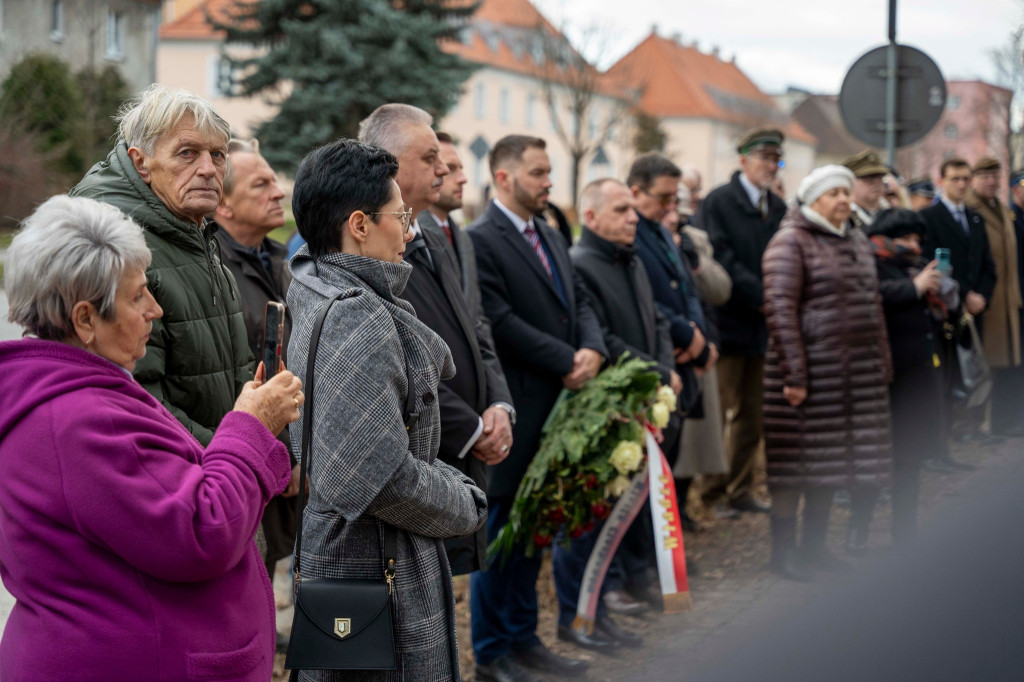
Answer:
[
  {"left": 533, "top": 532, "right": 553, "bottom": 548},
  {"left": 584, "top": 474, "right": 599, "bottom": 490},
  {"left": 569, "top": 525, "right": 585, "bottom": 539},
  {"left": 547, "top": 507, "right": 567, "bottom": 524},
  {"left": 582, "top": 521, "right": 595, "bottom": 533},
  {"left": 591, "top": 501, "right": 611, "bottom": 520}
]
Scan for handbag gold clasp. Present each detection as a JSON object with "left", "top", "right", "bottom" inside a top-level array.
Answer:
[{"left": 385, "top": 558, "right": 395, "bottom": 595}]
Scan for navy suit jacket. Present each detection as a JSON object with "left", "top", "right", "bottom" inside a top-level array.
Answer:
[
  {"left": 921, "top": 202, "right": 997, "bottom": 304},
  {"left": 468, "top": 201, "right": 607, "bottom": 497}
]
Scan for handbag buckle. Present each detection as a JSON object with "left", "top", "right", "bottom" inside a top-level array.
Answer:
[{"left": 385, "top": 559, "right": 395, "bottom": 595}]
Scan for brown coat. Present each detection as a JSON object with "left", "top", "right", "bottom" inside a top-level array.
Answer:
[
  {"left": 966, "top": 190, "right": 1022, "bottom": 368},
  {"left": 762, "top": 207, "right": 892, "bottom": 490}
]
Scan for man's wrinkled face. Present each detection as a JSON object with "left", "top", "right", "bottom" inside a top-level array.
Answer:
[
  {"left": 130, "top": 115, "right": 227, "bottom": 224},
  {"left": 395, "top": 124, "right": 448, "bottom": 214},
  {"left": 971, "top": 170, "right": 1000, "bottom": 201},
  {"left": 588, "top": 183, "right": 639, "bottom": 247},
  {"left": 632, "top": 174, "right": 678, "bottom": 223},
  {"left": 221, "top": 153, "right": 286, "bottom": 232},
  {"left": 740, "top": 146, "right": 782, "bottom": 189},
  {"left": 435, "top": 142, "right": 467, "bottom": 213},
  {"left": 942, "top": 165, "right": 972, "bottom": 203},
  {"left": 509, "top": 147, "right": 552, "bottom": 214}
]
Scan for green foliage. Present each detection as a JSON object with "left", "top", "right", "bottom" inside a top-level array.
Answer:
[
  {"left": 213, "top": 0, "right": 479, "bottom": 173},
  {"left": 633, "top": 111, "right": 667, "bottom": 154},
  {"left": 488, "top": 355, "right": 662, "bottom": 562},
  {"left": 1, "top": 54, "right": 83, "bottom": 172},
  {"left": 76, "top": 65, "right": 130, "bottom": 169}
]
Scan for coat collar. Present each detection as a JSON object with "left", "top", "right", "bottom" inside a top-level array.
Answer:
[{"left": 577, "top": 226, "right": 636, "bottom": 265}]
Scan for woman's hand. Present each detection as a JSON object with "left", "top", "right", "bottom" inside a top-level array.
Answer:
[
  {"left": 783, "top": 385, "right": 807, "bottom": 407},
  {"left": 913, "top": 261, "right": 942, "bottom": 297},
  {"left": 234, "top": 361, "right": 304, "bottom": 436}
]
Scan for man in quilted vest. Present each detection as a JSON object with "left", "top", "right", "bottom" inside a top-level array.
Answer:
[{"left": 71, "top": 85, "right": 252, "bottom": 446}]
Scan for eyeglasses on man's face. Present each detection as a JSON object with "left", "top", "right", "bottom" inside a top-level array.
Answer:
[
  {"left": 642, "top": 189, "right": 677, "bottom": 206},
  {"left": 369, "top": 208, "right": 414, "bottom": 233}
]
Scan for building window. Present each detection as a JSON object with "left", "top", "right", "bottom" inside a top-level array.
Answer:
[
  {"left": 525, "top": 92, "right": 536, "bottom": 129},
  {"left": 499, "top": 87, "right": 510, "bottom": 125},
  {"left": 947, "top": 95, "right": 961, "bottom": 111},
  {"left": 106, "top": 10, "right": 125, "bottom": 59},
  {"left": 50, "top": 0, "right": 64, "bottom": 42},
  {"left": 944, "top": 124, "right": 958, "bottom": 140},
  {"left": 207, "top": 56, "right": 236, "bottom": 98},
  {"left": 474, "top": 82, "right": 486, "bottom": 120}
]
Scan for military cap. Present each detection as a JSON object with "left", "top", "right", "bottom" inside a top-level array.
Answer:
[
  {"left": 842, "top": 150, "right": 888, "bottom": 178},
  {"left": 972, "top": 156, "right": 1001, "bottom": 173},
  {"left": 737, "top": 128, "right": 784, "bottom": 154},
  {"left": 1010, "top": 169, "right": 1024, "bottom": 187},
  {"left": 906, "top": 178, "right": 936, "bottom": 198}
]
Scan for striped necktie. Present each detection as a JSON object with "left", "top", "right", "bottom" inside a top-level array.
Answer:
[{"left": 523, "top": 222, "right": 554, "bottom": 278}]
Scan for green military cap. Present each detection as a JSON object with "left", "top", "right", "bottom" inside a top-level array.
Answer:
[
  {"left": 972, "top": 156, "right": 1000, "bottom": 173},
  {"left": 737, "top": 128, "right": 785, "bottom": 154},
  {"left": 842, "top": 150, "right": 888, "bottom": 178}
]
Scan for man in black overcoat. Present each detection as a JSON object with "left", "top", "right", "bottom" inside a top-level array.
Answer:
[
  {"left": 468, "top": 135, "right": 607, "bottom": 682},
  {"left": 358, "top": 105, "right": 515, "bottom": 575}
]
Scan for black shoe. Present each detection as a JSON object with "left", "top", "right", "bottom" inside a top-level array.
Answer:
[
  {"left": 711, "top": 502, "right": 742, "bottom": 520},
  {"left": 680, "top": 510, "right": 701, "bottom": 533},
  {"left": 275, "top": 631, "right": 289, "bottom": 654},
  {"left": 595, "top": 617, "right": 644, "bottom": 648},
  {"left": 804, "top": 547, "right": 852, "bottom": 573},
  {"left": 557, "top": 625, "right": 619, "bottom": 653},
  {"left": 731, "top": 495, "right": 771, "bottom": 514},
  {"left": 603, "top": 589, "right": 650, "bottom": 617},
  {"left": 943, "top": 456, "right": 976, "bottom": 471},
  {"left": 477, "top": 655, "right": 542, "bottom": 682},
  {"left": 686, "top": 557, "right": 700, "bottom": 577},
  {"left": 770, "top": 548, "right": 814, "bottom": 582},
  {"left": 846, "top": 527, "right": 869, "bottom": 557},
  {"left": 515, "top": 643, "right": 589, "bottom": 677},
  {"left": 923, "top": 458, "right": 955, "bottom": 474},
  {"left": 629, "top": 583, "right": 663, "bottom": 609}
]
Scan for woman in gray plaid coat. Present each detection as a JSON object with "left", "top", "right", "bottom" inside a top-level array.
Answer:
[{"left": 286, "top": 141, "right": 487, "bottom": 681}]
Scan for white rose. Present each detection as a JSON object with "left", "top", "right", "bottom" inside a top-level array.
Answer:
[
  {"left": 606, "top": 475, "right": 631, "bottom": 497},
  {"left": 609, "top": 440, "right": 644, "bottom": 475},
  {"left": 650, "top": 402, "right": 670, "bottom": 429},
  {"left": 657, "top": 384, "right": 677, "bottom": 412}
]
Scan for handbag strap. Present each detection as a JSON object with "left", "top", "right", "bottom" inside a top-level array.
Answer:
[{"left": 292, "top": 291, "right": 416, "bottom": 588}]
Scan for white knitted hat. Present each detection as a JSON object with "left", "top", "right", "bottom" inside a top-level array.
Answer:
[{"left": 797, "top": 165, "right": 855, "bottom": 206}]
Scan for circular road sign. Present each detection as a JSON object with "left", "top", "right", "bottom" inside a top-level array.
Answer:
[{"left": 839, "top": 44, "right": 946, "bottom": 148}]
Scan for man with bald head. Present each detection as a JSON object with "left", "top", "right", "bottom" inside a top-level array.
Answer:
[{"left": 359, "top": 105, "right": 514, "bottom": 577}]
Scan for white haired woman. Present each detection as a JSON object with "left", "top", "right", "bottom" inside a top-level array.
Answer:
[
  {"left": 0, "top": 195, "right": 303, "bottom": 680},
  {"left": 761, "top": 165, "right": 893, "bottom": 581}
]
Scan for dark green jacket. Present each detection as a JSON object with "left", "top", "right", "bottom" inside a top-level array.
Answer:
[{"left": 70, "top": 142, "right": 252, "bottom": 445}]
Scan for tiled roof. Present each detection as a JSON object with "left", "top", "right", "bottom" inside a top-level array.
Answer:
[
  {"left": 160, "top": 0, "right": 235, "bottom": 40},
  {"left": 606, "top": 32, "right": 815, "bottom": 144}
]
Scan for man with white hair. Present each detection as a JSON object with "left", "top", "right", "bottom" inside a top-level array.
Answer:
[
  {"left": 70, "top": 85, "right": 252, "bottom": 447},
  {"left": 358, "top": 104, "right": 515, "bottom": 577}
]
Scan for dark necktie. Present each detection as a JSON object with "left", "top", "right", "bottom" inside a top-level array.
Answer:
[
  {"left": 523, "top": 222, "right": 554, "bottom": 278},
  {"left": 953, "top": 208, "right": 969, "bottom": 235},
  {"left": 758, "top": 191, "right": 769, "bottom": 220},
  {"left": 439, "top": 219, "right": 453, "bottom": 246}
]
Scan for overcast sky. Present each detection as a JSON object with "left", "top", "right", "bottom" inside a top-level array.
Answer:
[{"left": 533, "top": 0, "right": 1022, "bottom": 94}]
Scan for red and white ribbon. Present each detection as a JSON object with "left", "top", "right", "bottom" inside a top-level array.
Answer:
[{"left": 645, "top": 427, "right": 692, "bottom": 613}]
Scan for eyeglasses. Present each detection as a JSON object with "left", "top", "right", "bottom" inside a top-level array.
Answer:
[
  {"left": 641, "top": 189, "right": 677, "bottom": 207},
  {"left": 369, "top": 208, "right": 414, "bottom": 233}
]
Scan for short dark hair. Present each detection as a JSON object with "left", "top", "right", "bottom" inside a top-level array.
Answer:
[
  {"left": 489, "top": 135, "right": 546, "bottom": 178},
  {"left": 627, "top": 153, "right": 682, "bottom": 191},
  {"left": 292, "top": 139, "right": 399, "bottom": 258},
  {"left": 435, "top": 131, "right": 454, "bottom": 144},
  {"left": 940, "top": 157, "right": 970, "bottom": 179}
]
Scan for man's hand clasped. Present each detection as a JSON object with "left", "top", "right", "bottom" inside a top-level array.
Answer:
[
  {"left": 473, "top": 405, "right": 514, "bottom": 464},
  {"left": 562, "top": 348, "right": 603, "bottom": 390}
]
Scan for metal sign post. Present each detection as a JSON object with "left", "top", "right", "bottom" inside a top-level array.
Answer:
[{"left": 885, "top": 0, "right": 898, "bottom": 167}]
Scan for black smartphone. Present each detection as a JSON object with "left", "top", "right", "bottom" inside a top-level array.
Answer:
[{"left": 262, "top": 302, "right": 286, "bottom": 379}]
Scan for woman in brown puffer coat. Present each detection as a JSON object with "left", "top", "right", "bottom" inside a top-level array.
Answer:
[{"left": 762, "top": 165, "right": 893, "bottom": 582}]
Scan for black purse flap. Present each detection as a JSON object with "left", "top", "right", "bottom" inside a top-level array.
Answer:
[{"left": 294, "top": 578, "right": 391, "bottom": 642}]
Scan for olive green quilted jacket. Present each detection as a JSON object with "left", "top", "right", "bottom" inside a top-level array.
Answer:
[{"left": 70, "top": 142, "right": 253, "bottom": 445}]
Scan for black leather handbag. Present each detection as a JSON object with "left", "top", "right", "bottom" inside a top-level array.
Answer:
[{"left": 285, "top": 292, "right": 420, "bottom": 677}]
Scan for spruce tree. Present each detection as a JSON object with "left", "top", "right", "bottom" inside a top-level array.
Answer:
[{"left": 214, "top": 0, "right": 478, "bottom": 172}]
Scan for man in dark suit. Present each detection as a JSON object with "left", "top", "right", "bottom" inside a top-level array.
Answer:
[
  {"left": 468, "top": 135, "right": 607, "bottom": 682},
  {"left": 358, "top": 106, "right": 515, "bottom": 576},
  {"left": 921, "top": 157, "right": 997, "bottom": 461},
  {"left": 698, "top": 129, "right": 786, "bottom": 517}
]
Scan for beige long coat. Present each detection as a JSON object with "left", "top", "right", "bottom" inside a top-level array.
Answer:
[{"left": 967, "top": 190, "right": 1022, "bottom": 368}]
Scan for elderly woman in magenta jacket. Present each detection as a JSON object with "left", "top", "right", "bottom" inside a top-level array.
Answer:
[
  {"left": 0, "top": 195, "right": 303, "bottom": 681},
  {"left": 762, "top": 166, "right": 893, "bottom": 582}
]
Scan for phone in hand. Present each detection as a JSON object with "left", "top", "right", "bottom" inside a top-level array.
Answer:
[
  {"left": 262, "top": 302, "right": 286, "bottom": 379},
  {"left": 934, "top": 248, "right": 951, "bottom": 275}
]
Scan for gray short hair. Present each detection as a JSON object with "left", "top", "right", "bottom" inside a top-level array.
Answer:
[
  {"left": 6, "top": 195, "right": 151, "bottom": 340},
  {"left": 117, "top": 84, "right": 231, "bottom": 155},
  {"left": 579, "top": 178, "right": 624, "bottom": 216},
  {"left": 223, "top": 138, "right": 261, "bottom": 196},
  {"left": 357, "top": 103, "right": 433, "bottom": 156}
]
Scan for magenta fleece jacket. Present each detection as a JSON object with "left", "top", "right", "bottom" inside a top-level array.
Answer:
[{"left": 0, "top": 339, "right": 291, "bottom": 681}]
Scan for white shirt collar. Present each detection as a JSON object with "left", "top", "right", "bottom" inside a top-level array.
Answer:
[
  {"left": 428, "top": 210, "right": 449, "bottom": 229},
  {"left": 738, "top": 171, "right": 764, "bottom": 208},
  {"left": 493, "top": 198, "right": 532, "bottom": 235},
  {"left": 410, "top": 218, "right": 423, "bottom": 239},
  {"left": 940, "top": 195, "right": 966, "bottom": 215}
]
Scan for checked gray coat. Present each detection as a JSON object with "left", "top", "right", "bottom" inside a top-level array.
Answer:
[{"left": 287, "top": 248, "right": 488, "bottom": 682}]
